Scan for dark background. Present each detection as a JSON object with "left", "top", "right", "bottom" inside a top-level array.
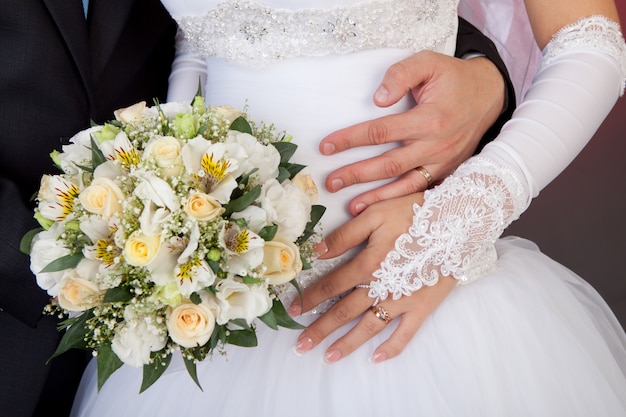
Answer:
[{"left": 504, "top": 2, "right": 626, "bottom": 327}]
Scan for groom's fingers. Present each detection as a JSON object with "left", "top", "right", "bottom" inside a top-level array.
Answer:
[{"left": 373, "top": 51, "right": 435, "bottom": 107}]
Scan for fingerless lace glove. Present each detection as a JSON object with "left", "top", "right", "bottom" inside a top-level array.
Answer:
[{"left": 369, "top": 15, "right": 626, "bottom": 302}]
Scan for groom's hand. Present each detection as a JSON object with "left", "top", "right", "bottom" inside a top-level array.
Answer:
[{"left": 320, "top": 51, "right": 505, "bottom": 215}]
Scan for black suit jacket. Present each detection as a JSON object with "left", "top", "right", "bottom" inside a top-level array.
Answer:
[{"left": 0, "top": 1, "right": 176, "bottom": 415}]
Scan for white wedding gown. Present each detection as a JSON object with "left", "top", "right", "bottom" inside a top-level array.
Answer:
[{"left": 71, "top": 1, "right": 626, "bottom": 416}]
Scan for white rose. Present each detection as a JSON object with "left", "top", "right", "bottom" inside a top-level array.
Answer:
[
  {"left": 184, "top": 192, "right": 224, "bottom": 222},
  {"left": 111, "top": 309, "right": 168, "bottom": 367},
  {"left": 144, "top": 101, "right": 192, "bottom": 119},
  {"left": 214, "top": 278, "right": 272, "bottom": 325},
  {"left": 79, "top": 177, "right": 125, "bottom": 219},
  {"left": 57, "top": 273, "right": 103, "bottom": 312},
  {"left": 144, "top": 136, "right": 184, "bottom": 178},
  {"left": 210, "top": 105, "right": 243, "bottom": 125},
  {"left": 57, "top": 126, "right": 103, "bottom": 175},
  {"left": 262, "top": 234, "right": 303, "bottom": 285},
  {"left": 114, "top": 101, "right": 146, "bottom": 123},
  {"left": 29, "top": 224, "right": 70, "bottom": 296},
  {"left": 166, "top": 293, "right": 217, "bottom": 348},
  {"left": 291, "top": 172, "right": 319, "bottom": 204},
  {"left": 224, "top": 131, "right": 280, "bottom": 183},
  {"left": 123, "top": 231, "right": 162, "bottom": 267},
  {"left": 259, "top": 179, "right": 311, "bottom": 241}
]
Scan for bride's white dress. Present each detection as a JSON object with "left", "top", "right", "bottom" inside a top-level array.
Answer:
[{"left": 70, "top": 1, "right": 626, "bottom": 416}]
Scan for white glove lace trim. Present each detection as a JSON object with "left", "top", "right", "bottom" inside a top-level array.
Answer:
[
  {"left": 542, "top": 15, "right": 626, "bottom": 95},
  {"left": 369, "top": 158, "right": 526, "bottom": 302}
]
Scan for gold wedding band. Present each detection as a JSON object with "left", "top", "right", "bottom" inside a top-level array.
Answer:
[
  {"left": 371, "top": 305, "right": 392, "bottom": 323},
  {"left": 415, "top": 166, "right": 433, "bottom": 187}
]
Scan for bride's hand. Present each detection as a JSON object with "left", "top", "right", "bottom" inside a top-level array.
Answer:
[
  {"left": 288, "top": 193, "right": 457, "bottom": 363},
  {"left": 321, "top": 50, "right": 505, "bottom": 215}
]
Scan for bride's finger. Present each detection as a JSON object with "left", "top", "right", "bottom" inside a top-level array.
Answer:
[
  {"left": 321, "top": 299, "right": 399, "bottom": 364},
  {"left": 294, "top": 288, "right": 373, "bottom": 355},
  {"left": 292, "top": 245, "right": 380, "bottom": 315},
  {"left": 316, "top": 207, "right": 381, "bottom": 260},
  {"left": 372, "top": 277, "right": 456, "bottom": 362}
]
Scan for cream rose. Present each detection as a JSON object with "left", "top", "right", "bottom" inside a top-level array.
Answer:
[
  {"left": 57, "top": 274, "right": 103, "bottom": 312},
  {"left": 166, "top": 296, "right": 217, "bottom": 348},
  {"left": 79, "top": 177, "right": 125, "bottom": 219},
  {"left": 184, "top": 192, "right": 224, "bottom": 221},
  {"left": 291, "top": 172, "right": 318, "bottom": 204},
  {"left": 144, "top": 136, "right": 184, "bottom": 177},
  {"left": 262, "top": 234, "right": 303, "bottom": 285},
  {"left": 211, "top": 105, "right": 243, "bottom": 125},
  {"left": 123, "top": 232, "right": 162, "bottom": 267},
  {"left": 214, "top": 278, "right": 272, "bottom": 325},
  {"left": 114, "top": 101, "right": 146, "bottom": 123}
]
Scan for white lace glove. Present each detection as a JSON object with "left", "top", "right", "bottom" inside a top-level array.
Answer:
[{"left": 369, "top": 15, "right": 626, "bottom": 302}]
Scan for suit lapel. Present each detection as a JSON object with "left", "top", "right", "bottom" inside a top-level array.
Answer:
[
  {"left": 88, "top": 0, "right": 135, "bottom": 83},
  {"left": 41, "top": 0, "right": 92, "bottom": 92}
]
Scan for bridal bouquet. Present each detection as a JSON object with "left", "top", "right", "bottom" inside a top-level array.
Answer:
[{"left": 22, "top": 97, "right": 324, "bottom": 392}]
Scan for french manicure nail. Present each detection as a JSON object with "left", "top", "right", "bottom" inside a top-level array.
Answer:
[
  {"left": 294, "top": 335, "right": 314, "bottom": 355},
  {"left": 314, "top": 240, "right": 328, "bottom": 256},
  {"left": 288, "top": 302, "right": 302, "bottom": 317},
  {"left": 323, "top": 348, "right": 342, "bottom": 365}
]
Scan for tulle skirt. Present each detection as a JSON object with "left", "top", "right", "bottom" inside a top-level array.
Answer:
[{"left": 70, "top": 237, "right": 626, "bottom": 417}]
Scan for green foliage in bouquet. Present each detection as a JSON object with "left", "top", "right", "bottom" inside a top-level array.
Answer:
[{"left": 22, "top": 95, "right": 325, "bottom": 392}]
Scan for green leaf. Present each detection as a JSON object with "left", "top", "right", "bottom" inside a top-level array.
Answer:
[
  {"left": 103, "top": 285, "right": 133, "bottom": 303},
  {"left": 272, "top": 141, "right": 298, "bottom": 163},
  {"left": 223, "top": 185, "right": 261, "bottom": 215},
  {"left": 183, "top": 355, "right": 203, "bottom": 391},
  {"left": 229, "top": 116, "right": 253, "bottom": 135},
  {"left": 297, "top": 205, "right": 326, "bottom": 245},
  {"left": 258, "top": 308, "right": 278, "bottom": 330},
  {"left": 49, "top": 310, "right": 93, "bottom": 361},
  {"left": 40, "top": 253, "right": 84, "bottom": 273},
  {"left": 208, "top": 324, "right": 221, "bottom": 351},
  {"left": 238, "top": 168, "right": 259, "bottom": 187},
  {"left": 276, "top": 166, "right": 291, "bottom": 184},
  {"left": 190, "top": 292, "right": 202, "bottom": 305},
  {"left": 140, "top": 350, "right": 172, "bottom": 393},
  {"left": 272, "top": 299, "right": 305, "bottom": 330},
  {"left": 283, "top": 162, "right": 306, "bottom": 180},
  {"left": 20, "top": 228, "right": 42, "bottom": 255},
  {"left": 89, "top": 136, "right": 107, "bottom": 169},
  {"left": 73, "top": 162, "right": 94, "bottom": 174},
  {"left": 96, "top": 344, "right": 123, "bottom": 391},
  {"left": 241, "top": 275, "right": 264, "bottom": 285},
  {"left": 227, "top": 328, "right": 258, "bottom": 347},
  {"left": 258, "top": 225, "right": 278, "bottom": 242},
  {"left": 228, "top": 318, "right": 252, "bottom": 330},
  {"left": 208, "top": 259, "right": 221, "bottom": 274}
]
